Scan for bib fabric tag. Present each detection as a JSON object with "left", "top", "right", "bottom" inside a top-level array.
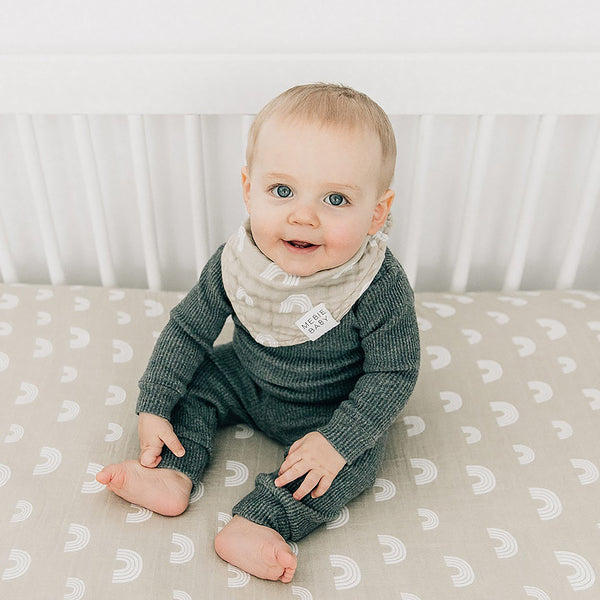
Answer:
[{"left": 295, "top": 303, "right": 339, "bottom": 341}]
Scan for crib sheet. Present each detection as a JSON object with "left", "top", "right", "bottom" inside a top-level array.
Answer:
[{"left": 1, "top": 283, "right": 599, "bottom": 599}]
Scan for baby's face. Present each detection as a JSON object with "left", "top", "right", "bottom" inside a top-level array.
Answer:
[{"left": 242, "top": 117, "right": 393, "bottom": 277}]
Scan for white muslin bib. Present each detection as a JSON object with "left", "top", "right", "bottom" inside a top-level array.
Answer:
[{"left": 221, "top": 218, "right": 390, "bottom": 347}]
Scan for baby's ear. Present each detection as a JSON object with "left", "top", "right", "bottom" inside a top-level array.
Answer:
[
  {"left": 241, "top": 166, "right": 251, "bottom": 212},
  {"left": 368, "top": 189, "right": 394, "bottom": 235}
]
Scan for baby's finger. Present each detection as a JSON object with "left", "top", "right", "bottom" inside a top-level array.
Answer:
[
  {"left": 275, "top": 462, "right": 307, "bottom": 488},
  {"left": 161, "top": 430, "right": 185, "bottom": 458},
  {"left": 311, "top": 475, "right": 333, "bottom": 498},
  {"left": 292, "top": 472, "right": 322, "bottom": 501},
  {"left": 140, "top": 447, "right": 161, "bottom": 468}
]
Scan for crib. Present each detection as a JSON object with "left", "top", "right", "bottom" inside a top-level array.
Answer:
[{"left": 1, "top": 53, "right": 599, "bottom": 599}]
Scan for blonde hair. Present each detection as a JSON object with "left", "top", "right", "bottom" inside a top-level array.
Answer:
[{"left": 246, "top": 83, "right": 397, "bottom": 192}]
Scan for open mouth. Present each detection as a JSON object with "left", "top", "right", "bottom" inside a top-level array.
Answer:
[{"left": 284, "top": 240, "right": 318, "bottom": 251}]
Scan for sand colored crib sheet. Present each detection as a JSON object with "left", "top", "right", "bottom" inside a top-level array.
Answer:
[{"left": 1, "top": 284, "right": 599, "bottom": 599}]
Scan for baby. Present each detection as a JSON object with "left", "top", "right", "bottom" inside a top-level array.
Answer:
[{"left": 97, "top": 83, "right": 420, "bottom": 583}]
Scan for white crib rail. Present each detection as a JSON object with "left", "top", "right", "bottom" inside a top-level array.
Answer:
[{"left": 1, "top": 54, "right": 599, "bottom": 291}]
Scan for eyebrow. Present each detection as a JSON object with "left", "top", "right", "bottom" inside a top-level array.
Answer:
[{"left": 263, "top": 172, "right": 362, "bottom": 192}]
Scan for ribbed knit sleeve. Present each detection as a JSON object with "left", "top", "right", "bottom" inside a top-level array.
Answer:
[
  {"left": 318, "top": 254, "right": 420, "bottom": 464},
  {"left": 136, "top": 245, "right": 232, "bottom": 419}
]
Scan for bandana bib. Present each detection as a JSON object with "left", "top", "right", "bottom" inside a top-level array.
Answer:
[{"left": 221, "top": 218, "right": 390, "bottom": 347}]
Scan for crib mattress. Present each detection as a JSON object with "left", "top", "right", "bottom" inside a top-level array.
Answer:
[{"left": 1, "top": 283, "right": 599, "bottom": 599}]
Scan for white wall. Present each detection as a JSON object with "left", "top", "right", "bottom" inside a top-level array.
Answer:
[{"left": 1, "top": 0, "right": 600, "bottom": 54}]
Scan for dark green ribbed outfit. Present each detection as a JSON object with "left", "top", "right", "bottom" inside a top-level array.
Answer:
[{"left": 137, "top": 245, "right": 420, "bottom": 541}]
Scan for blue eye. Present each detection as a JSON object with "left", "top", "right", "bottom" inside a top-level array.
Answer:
[
  {"left": 325, "top": 193, "right": 347, "bottom": 206},
  {"left": 272, "top": 185, "right": 292, "bottom": 198}
]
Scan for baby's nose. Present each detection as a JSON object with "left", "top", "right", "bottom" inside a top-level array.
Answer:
[{"left": 288, "top": 200, "right": 319, "bottom": 227}]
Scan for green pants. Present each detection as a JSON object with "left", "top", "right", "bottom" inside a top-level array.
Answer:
[{"left": 158, "top": 343, "right": 386, "bottom": 541}]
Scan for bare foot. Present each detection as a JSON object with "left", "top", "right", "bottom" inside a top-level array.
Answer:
[
  {"left": 214, "top": 516, "right": 297, "bottom": 583},
  {"left": 96, "top": 460, "right": 192, "bottom": 516}
]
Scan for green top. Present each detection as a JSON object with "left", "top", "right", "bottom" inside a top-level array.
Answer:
[{"left": 137, "top": 245, "right": 420, "bottom": 464}]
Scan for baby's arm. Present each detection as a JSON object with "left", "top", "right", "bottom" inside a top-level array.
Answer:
[
  {"left": 274, "top": 432, "right": 346, "bottom": 500},
  {"left": 138, "top": 412, "right": 185, "bottom": 468}
]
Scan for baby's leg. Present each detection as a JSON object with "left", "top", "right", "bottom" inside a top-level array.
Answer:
[
  {"left": 98, "top": 344, "right": 254, "bottom": 515},
  {"left": 230, "top": 437, "right": 386, "bottom": 541}
]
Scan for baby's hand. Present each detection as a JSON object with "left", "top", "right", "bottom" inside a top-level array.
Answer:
[
  {"left": 138, "top": 412, "right": 185, "bottom": 468},
  {"left": 275, "top": 432, "right": 346, "bottom": 500}
]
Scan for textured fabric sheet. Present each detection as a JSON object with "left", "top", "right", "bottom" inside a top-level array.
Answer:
[{"left": 1, "top": 284, "right": 599, "bottom": 599}]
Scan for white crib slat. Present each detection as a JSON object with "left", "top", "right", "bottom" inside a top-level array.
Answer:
[
  {"left": 451, "top": 115, "right": 495, "bottom": 292},
  {"left": 184, "top": 115, "right": 211, "bottom": 276},
  {"left": 0, "top": 213, "right": 18, "bottom": 283},
  {"left": 557, "top": 119, "right": 600, "bottom": 289},
  {"left": 403, "top": 114, "right": 434, "bottom": 287},
  {"left": 16, "top": 115, "right": 66, "bottom": 285},
  {"left": 503, "top": 114, "right": 557, "bottom": 291},
  {"left": 127, "top": 115, "right": 162, "bottom": 291},
  {"left": 72, "top": 115, "right": 117, "bottom": 287}
]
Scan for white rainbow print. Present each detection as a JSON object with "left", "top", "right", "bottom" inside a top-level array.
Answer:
[
  {"left": 584, "top": 388, "right": 600, "bottom": 410},
  {"left": 477, "top": 359, "right": 503, "bottom": 383},
  {"left": 440, "top": 391, "right": 462, "bottom": 412},
  {"left": 64, "top": 577, "right": 85, "bottom": 600},
  {"left": 16, "top": 382, "right": 38, "bottom": 404},
  {"left": 444, "top": 555, "right": 475, "bottom": 587},
  {"left": 0, "top": 351, "right": 7, "bottom": 372},
  {"left": 74, "top": 297, "right": 90, "bottom": 311},
  {"left": 0, "top": 463, "right": 11, "bottom": 487},
  {"left": 552, "top": 420, "right": 573, "bottom": 439},
  {"left": 61, "top": 366, "right": 78, "bottom": 383},
  {"left": 418, "top": 508, "right": 440, "bottom": 531},
  {"left": 426, "top": 346, "right": 451, "bottom": 370},
  {"left": 410, "top": 458, "right": 438, "bottom": 485},
  {"left": 512, "top": 336, "right": 536, "bottom": 357},
  {"left": 374, "top": 478, "right": 396, "bottom": 502},
  {"left": 291, "top": 585, "right": 313, "bottom": 600},
  {"left": 4, "top": 423, "right": 24, "bottom": 443},
  {"left": 2, "top": 549, "right": 31, "bottom": 581},
  {"left": 104, "top": 422, "right": 123, "bottom": 442},
  {"left": 36, "top": 311, "right": 50, "bottom": 325},
  {"left": 112, "top": 549, "right": 143, "bottom": 584},
  {"left": 170, "top": 533, "right": 195, "bottom": 564},
  {"left": 523, "top": 586, "right": 551, "bottom": 600},
  {"left": 279, "top": 294, "right": 313, "bottom": 314},
  {"left": 144, "top": 299, "right": 164, "bottom": 317},
  {"left": 0, "top": 292, "right": 19, "bottom": 308},
  {"left": 513, "top": 444, "right": 535, "bottom": 465},
  {"left": 235, "top": 286, "right": 254, "bottom": 307},
  {"left": 528, "top": 381, "right": 553, "bottom": 403},
  {"left": 260, "top": 263, "right": 300, "bottom": 287},
  {"left": 403, "top": 416, "right": 426, "bottom": 436},
  {"left": 57, "top": 400, "right": 80, "bottom": 422},
  {"left": 330, "top": 554, "right": 361, "bottom": 590},
  {"left": 537, "top": 317, "right": 568, "bottom": 340},
  {"left": 126, "top": 504, "right": 152, "bottom": 524},
  {"left": 105, "top": 385, "right": 126, "bottom": 405},
  {"left": 487, "top": 528, "right": 518, "bottom": 558},
  {"left": 10, "top": 500, "right": 33, "bottom": 523},
  {"left": 558, "top": 356, "right": 576, "bottom": 373},
  {"left": 554, "top": 550, "right": 596, "bottom": 591},
  {"left": 326, "top": 506, "right": 350, "bottom": 530},
  {"left": 112, "top": 339, "right": 133, "bottom": 363},
  {"left": 234, "top": 424, "right": 254, "bottom": 439},
  {"left": 69, "top": 327, "right": 90, "bottom": 349},
  {"left": 63, "top": 523, "right": 91, "bottom": 552},
  {"left": 487, "top": 311, "right": 509, "bottom": 324},
  {"left": 117, "top": 311, "right": 131, "bottom": 325},
  {"left": 461, "top": 328, "right": 482, "bottom": 344},
  {"left": 81, "top": 463, "right": 105, "bottom": 494},
  {"left": 461, "top": 426, "right": 481, "bottom": 444},
  {"left": 377, "top": 535, "right": 407, "bottom": 565},
  {"left": 172, "top": 591, "right": 192, "bottom": 600},
  {"left": 570, "top": 458, "right": 599, "bottom": 485},
  {"left": 224, "top": 460, "right": 249, "bottom": 487},
  {"left": 33, "top": 337, "right": 53, "bottom": 358},
  {"left": 33, "top": 446, "right": 62, "bottom": 475},
  {"left": 529, "top": 487, "right": 563, "bottom": 520},
  {"left": 489, "top": 401, "right": 519, "bottom": 426},
  {"left": 227, "top": 565, "right": 250, "bottom": 588},
  {"left": 466, "top": 465, "right": 496, "bottom": 495}
]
